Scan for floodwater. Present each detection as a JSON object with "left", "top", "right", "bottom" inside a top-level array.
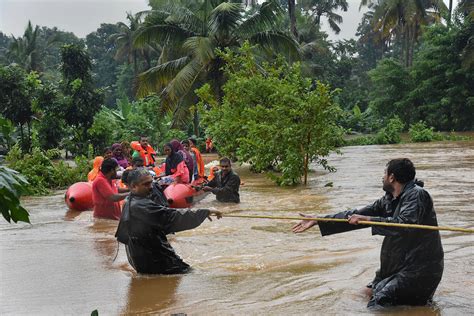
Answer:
[{"left": 1, "top": 140, "right": 473, "bottom": 315}]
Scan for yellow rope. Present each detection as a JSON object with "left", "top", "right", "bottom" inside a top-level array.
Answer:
[{"left": 217, "top": 214, "right": 474, "bottom": 233}]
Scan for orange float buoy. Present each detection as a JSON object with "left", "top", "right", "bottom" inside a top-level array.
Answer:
[
  {"left": 65, "top": 182, "right": 93, "bottom": 211},
  {"left": 164, "top": 183, "right": 196, "bottom": 208}
]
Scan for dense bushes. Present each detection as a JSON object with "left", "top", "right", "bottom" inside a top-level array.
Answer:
[{"left": 6, "top": 145, "right": 91, "bottom": 195}]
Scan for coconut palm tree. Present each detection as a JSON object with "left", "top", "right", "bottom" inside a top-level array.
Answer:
[
  {"left": 111, "top": 12, "right": 161, "bottom": 74},
  {"left": 134, "top": 0, "right": 299, "bottom": 129},
  {"left": 299, "top": 0, "right": 349, "bottom": 34},
  {"left": 8, "top": 21, "right": 40, "bottom": 72},
  {"left": 361, "top": 0, "right": 447, "bottom": 67}
]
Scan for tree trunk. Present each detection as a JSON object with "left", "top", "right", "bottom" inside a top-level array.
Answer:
[
  {"left": 303, "top": 131, "right": 311, "bottom": 185},
  {"left": 448, "top": 0, "right": 453, "bottom": 26},
  {"left": 288, "top": 0, "right": 298, "bottom": 38},
  {"left": 193, "top": 108, "right": 199, "bottom": 137}
]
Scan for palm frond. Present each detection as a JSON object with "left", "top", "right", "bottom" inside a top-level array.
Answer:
[
  {"left": 249, "top": 31, "right": 301, "bottom": 60},
  {"left": 208, "top": 2, "right": 242, "bottom": 37},
  {"left": 136, "top": 56, "right": 191, "bottom": 97},
  {"left": 183, "top": 36, "right": 216, "bottom": 64},
  {"left": 134, "top": 23, "right": 196, "bottom": 48},
  {"left": 237, "top": 0, "right": 284, "bottom": 38},
  {"left": 165, "top": 57, "right": 206, "bottom": 102}
]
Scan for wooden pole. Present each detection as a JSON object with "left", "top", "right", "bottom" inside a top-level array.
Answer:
[{"left": 216, "top": 214, "right": 474, "bottom": 234}]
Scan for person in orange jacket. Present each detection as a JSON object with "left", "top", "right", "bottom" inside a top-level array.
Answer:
[
  {"left": 188, "top": 138, "right": 205, "bottom": 179},
  {"left": 130, "top": 136, "right": 156, "bottom": 167}
]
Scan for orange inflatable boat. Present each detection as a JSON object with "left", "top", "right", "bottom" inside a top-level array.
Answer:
[
  {"left": 65, "top": 182, "right": 93, "bottom": 211},
  {"left": 64, "top": 179, "right": 208, "bottom": 211}
]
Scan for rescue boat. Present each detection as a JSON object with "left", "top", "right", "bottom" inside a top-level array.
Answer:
[{"left": 64, "top": 179, "right": 208, "bottom": 211}]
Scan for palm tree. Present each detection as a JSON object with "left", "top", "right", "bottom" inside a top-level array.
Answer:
[
  {"left": 134, "top": 0, "right": 299, "bottom": 131},
  {"left": 111, "top": 12, "right": 160, "bottom": 74},
  {"left": 361, "top": 0, "right": 447, "bottom": 67},
  {"left": 8, "top": 21, "right": 40, "bottom": 72},
  {"left": 299, "top": 0, "right": 349, "bottom": 34}
]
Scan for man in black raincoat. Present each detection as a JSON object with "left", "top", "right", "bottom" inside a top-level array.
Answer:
[
  {"left": 116, "top": 168, "right": 222, "bottom": 274},
  {"left": 203, "top": 157, "right": 240, "bottom": 203},
  {"left": 292, "top": 158, "right": 444, "bottom": 308}
]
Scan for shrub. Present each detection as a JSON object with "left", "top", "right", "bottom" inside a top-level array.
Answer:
[
  {"left": 6, "top": 145, "right": 91, "bottom": 195},
  {"left": 409, "top": 121, "right": 434, "bottom": 142},
  {"left": 374, "top": 116, "right": 404, "bottom": 144}
]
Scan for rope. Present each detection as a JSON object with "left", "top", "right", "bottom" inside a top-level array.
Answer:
[{"left": 216, "top": 214, "right": 474, "bottom": 233}]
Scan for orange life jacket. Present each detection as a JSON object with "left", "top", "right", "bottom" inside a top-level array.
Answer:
[{"left": 130, "top": 141, "right": 156, "bottom": 167}]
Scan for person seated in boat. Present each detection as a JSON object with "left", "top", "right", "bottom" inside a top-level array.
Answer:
[
  {"left": 170, "top": 139, "right": 194, "bottom": 182},
  {"left": 115, "top": 168, "right": 222, "bottom": 274},
  {"left": 160, "top": 142, "right": 190, "bottom": 185},
  {"left": 122, "top": 157, "right": 145, "bottom": 187},
  {"left": 292, "top": 158, "right": 444, "bottom": 309},
  {"left": 112, "top": 143, "right": 130, "bottom": 169},
  {"left": 181, "top": 139, "right": 197, "bottom": 181},
  {"left": 202, "top": 157, "right": 240, "bottom": 203},
  {"left": 205, "top": 137, "right": 213, "bottom": 153},
  {"left": 131, "top": 135, "right": 156, "bottom": 168},
  {"left": 189, "top": 138, "right": 205, "bottom": 179},
  {"left": 92, "top": 158, "right": 129, "bottom": 220}
]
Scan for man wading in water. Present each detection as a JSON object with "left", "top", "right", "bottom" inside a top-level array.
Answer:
[
  {"left": 292, "top": 158, "right": 444, "bottom": 308},
  {"left": 116, "top": 168, "right": 222, "bottom": 274}
]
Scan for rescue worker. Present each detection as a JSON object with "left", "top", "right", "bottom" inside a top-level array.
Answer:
[
  {"left": 202, "top": 157, "right": 240, "bottom": 203},
  {"left": 292, "top": 158, "right": 444, "bottom": 308},
  {"left": 92, "top": 158, "right": 129, "bottom": 220},
  {"left": 115, "top": 168, "right": 222, "bottom": 274},
  {"left": 131, "top": 136, "right": 156, "bottom": 167}
]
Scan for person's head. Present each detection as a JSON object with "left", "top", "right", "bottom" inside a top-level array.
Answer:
[
  {"left": 121, "top": 141, "right": 131, "bottom": 156},
  {"left": 112, "top": 143, "right": 122, "bottom": 157},
  {"left": 103, "top": 147, "right": 113, "bottom": 159},
  {"left": 383, "top": 158, "right": 416, "bottom": 193},
  {"left": 181, "top": 139, "right": 190, "bottom": 151},
  {"left": 219, "top": 157, "right": 232, "bottom": 176},
  {"left": 131, "top": 156, "right": 144, "bottom": 168},
  {"left": 170, "top": 139, "right": 183, "bottom": 152},
  {"left": 101, "top": 158, "right": 119, "bottom": 179},
  {"left": 189, "top": 138, "right": 197, "bottom": 148},
  {"left": 128, "top": 168, "right": 153, "bottom": 197},
  {"left": 163, "top": 143, "right": 173, "bottom": 157},
  {"left": 139, "top": 136, "right": 149, "bottom": 149}
]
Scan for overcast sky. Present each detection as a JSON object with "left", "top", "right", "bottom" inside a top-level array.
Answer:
[{"left": 0, "top": 0, "right": 454, "bottom": 41}]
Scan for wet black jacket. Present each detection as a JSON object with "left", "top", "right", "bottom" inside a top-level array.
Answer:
[
  {"left": 318, "top": 181, "right": 444, "bottom": 308},
  {"left": 207, "top": 170, "right": 240, "bottom": 203},
  {"left": 115, "top": 194, "right": 209, "bottom": 274}
]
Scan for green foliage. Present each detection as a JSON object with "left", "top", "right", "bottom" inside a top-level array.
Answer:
[
  {"left": 0, "top": 65, "right": 36, "bottom": 151},
  {"left": 60, "top": 44, "right": 103, "bottom": 155},
  {"left": 0, "top": 166, "right": 30, "bottom": 223},
  {"left": 374, "top": 116, "right": 404, "bottom": 144},
  {"left": 368, "top": 58, "right": 412, "bottom": 125},
  {"left": 88, "top": 95, "right": 181, "bottom": 154},
  {"left": 408, "top": 22, "right": 474, "bottom": 131},
  {"left": 0, "top": 116, "right": 16, "bottom": 150},
  {"left": 5, "top": 145, "right": 91, "bottom": 195},
  {"left": 198, "top": 44, "right": 343, "bottom": 185},
  {"left": 409, "top": 121, "right": 434, "bottom": 142}
]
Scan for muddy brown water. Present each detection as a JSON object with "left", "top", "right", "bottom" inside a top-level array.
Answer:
[{"left": 1, "top": 141, "right": 473, "bottom": 315}]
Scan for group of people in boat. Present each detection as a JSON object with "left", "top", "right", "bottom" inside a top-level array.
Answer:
[
  {"left": 86, "top": 135, "right": 240, "bottom": 220},
  {"left": 85, "top": 144, "right": 445, "bottom": 309}
]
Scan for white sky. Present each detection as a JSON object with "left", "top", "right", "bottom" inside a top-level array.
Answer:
[{"left": 0, "top": 0, "right": 455, "bottom": 40}]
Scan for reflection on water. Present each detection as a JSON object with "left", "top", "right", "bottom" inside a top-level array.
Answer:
[{"left": 1, "top": 140, "right": 473, "bottom": 315}]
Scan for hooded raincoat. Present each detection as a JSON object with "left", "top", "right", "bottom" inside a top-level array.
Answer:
[
  {"left": 317, "top": 180, "right": 444, "bottom": 308},
  {"left": 115, "top": 194, "right": 210, "bottom": 274}
]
